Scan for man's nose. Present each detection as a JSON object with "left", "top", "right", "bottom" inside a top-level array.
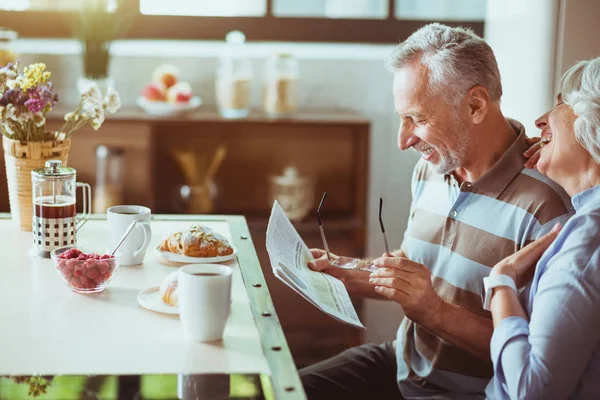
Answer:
[{"left": 398, "top": 125, "right": 419, "bottom": 150}]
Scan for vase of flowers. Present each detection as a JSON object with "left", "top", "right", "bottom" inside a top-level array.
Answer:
[{"left": 0, "top": 61, "right": 121, "bottom": 231}]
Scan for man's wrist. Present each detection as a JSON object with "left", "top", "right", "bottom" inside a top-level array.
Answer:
[{"left": 421, "top": 293, "right": 447, "bottom": 330}]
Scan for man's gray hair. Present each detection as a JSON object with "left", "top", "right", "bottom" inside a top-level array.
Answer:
[
  {"left": 561, "top": 57, "right": 600, "bottom": 164},
  {"left": 387, "top": 23, "right": 502, "bottom": 106}
]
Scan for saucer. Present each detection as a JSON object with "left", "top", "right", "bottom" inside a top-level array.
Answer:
[
  {"left": 156, "top": 247, "right": 238, "bottom": 264},
  {"left": 138, "top": 287, "right": 179, "bottom": 315}
]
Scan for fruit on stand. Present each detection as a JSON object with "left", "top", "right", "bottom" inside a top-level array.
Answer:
[{"left": 167, "top": 82, "right": 193, "bottom": 103}]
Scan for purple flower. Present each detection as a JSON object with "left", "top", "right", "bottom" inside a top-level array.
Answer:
[
  {"left": 0, "top": 89, "right": 27, "bottom": 107},
  {"left": 24, "top": 82, "right": 59, "bottom": 113},
  {"left": 25, "top": 98, "right": 45, "bottom": 113}
]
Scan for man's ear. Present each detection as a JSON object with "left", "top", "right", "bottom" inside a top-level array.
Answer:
[{"left": 467, "top": 85, "right": 490, "bottom": 124}]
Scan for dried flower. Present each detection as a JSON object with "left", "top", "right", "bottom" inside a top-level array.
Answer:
[
  {"left": 103, "top": 86, "right": 121, "bottom": 113},
  {"left": 1, "top": 62, "right": 120, "bottom": 141}
]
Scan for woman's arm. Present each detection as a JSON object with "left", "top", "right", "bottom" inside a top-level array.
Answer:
[{"left": 490, "top": 251, "right": 600, "bottom": 399}]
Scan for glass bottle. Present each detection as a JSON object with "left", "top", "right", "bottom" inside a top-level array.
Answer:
[
  {"left": 216, "top": 31, "right": 253, "bottom": 119},
  {"left": 263, "top": 53, "right": 299, "bottom": 117},
  {"left": 93, "top": 145, "right": 124, "bottom": 213},
  {"left": 0, "top": 27, "right": 18, "bottom": 67}
]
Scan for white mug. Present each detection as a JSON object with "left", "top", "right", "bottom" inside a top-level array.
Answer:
[
  {"left": 107, "top": 205, "right": 152, "bottom": 266},
  {"left": 179, "top": 264, "right": 232, "bottom": 342}
]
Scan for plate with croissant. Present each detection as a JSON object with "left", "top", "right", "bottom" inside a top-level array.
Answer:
[
  {"left": 156, "top": 224, "right": 237, "bottom": 264},
  {"left": 138, "top": 270, "right": 180, "bottom": 314}
]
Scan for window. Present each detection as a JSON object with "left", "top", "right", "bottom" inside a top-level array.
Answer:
[{"left": 0, "top": 0, "right": 485, "bottom": 43}]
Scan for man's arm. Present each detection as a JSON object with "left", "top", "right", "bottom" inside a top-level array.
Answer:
[
  {"left": 370, "top": 257, "right": 492, "bottom": 360},
  {"left": 435, "top": 300, "right": 493, "bottom": 360}
]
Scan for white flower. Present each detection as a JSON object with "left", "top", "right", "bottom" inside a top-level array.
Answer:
[
  {"left": 4, "top": 105, "right": 17, "bottom": 121},
  {"left": 103, "top": 87, "right": 121, "bottom": 114},
  {"left": 33, "top": 112, "right": 46, "bottom": 128},
  {"left": 0, "top": 66, "right": 17, "bottom": 80},
  {"left": 6, "top": 79, "right": 18, "bottom": 90},
  {"left": 64, "top": 111, "right": 75, "bottom": 122},
  {"left": 90, "top": 107, "right": 105, "bottom": 130},
  {"left": 82, "top": 83, "right": 103, "bottom": 104},
  {"left": 80, "top": 99, "right": 98, "bottom": 119}
]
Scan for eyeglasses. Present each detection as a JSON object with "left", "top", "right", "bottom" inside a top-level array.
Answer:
[
  {"left": 317, "top": 192, "right": 391, "bottom": 266},
  {"left": 379, "top": 197, "right": 391, "bottom": 256},
  {"left": 317, "top": 192, "right": 332, "bottom": 261}
]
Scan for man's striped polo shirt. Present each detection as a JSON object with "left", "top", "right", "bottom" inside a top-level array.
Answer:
[{"left": 396, "top": 120, "right": 573, "bottom": 399}]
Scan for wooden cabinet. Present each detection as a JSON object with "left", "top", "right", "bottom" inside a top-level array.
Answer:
[{"left": 0, "top": 107, "right": 370, "bottom": 367}]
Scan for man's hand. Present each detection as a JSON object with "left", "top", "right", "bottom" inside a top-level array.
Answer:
[
  {"left": 524, "top": 136, "right": 542, "bottom": 169},
  {"left": 491, "top": 223, "right": 562, "bottom": 288},
  {"left": 307, "top": 249, "right": 385, "bottom": 299},
  {"left": 307, "top": 249, "right": 346, "bottom": 279},
  {"left": 368, "top": 257, "right": 443, "bottom": 325}
]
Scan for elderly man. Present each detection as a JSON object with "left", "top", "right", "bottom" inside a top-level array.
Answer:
[{"left": 301, "top": 23, "right": 573, "bottom": 399}]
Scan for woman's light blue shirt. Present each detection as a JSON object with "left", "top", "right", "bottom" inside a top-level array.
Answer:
[{"left": 486, "top": 184, "right": 600, "bottom": 399}]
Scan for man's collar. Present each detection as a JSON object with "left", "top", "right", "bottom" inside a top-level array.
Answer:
[{"left": 450, "top": 119, "right": 528, "bottom": 198}]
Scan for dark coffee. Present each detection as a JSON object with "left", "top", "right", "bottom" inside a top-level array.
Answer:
[
  {"left": 116, "top": 211, "right": 140, "bottom": 215},
  {"left": 191, "top": 272, "right": 220, "bottom": 276},
  {"left": 34, "top": 197, "right": 76, "bottom": 219}
]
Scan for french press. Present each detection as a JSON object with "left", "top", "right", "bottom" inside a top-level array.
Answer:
[{"left": 31, "top": 160, "right": 91, "bottom": 257}]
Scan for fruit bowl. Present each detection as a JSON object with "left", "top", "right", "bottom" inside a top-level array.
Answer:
[
  {"left": 51, "top": 247, "right": 120, "bottom": 294},
  {"left": 136, "top": 96, "right": 202, "bottom": 117}
]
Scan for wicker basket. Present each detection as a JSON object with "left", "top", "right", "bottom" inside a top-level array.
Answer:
[{"left": 2, "top": 137, "right": 71, "bottom": 231}]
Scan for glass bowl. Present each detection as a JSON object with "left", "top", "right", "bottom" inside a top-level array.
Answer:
[{"left": 51, "top": 247, "right": 120, "bottom": 294}]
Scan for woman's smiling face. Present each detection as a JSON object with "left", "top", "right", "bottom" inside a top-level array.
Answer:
[{"left": 534, "top": 94, "right": 582, "bottom": 183}]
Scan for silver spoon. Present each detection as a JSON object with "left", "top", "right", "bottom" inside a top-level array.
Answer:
[{"left": 110, "top": 221, "right": 137, "bottom": 256}]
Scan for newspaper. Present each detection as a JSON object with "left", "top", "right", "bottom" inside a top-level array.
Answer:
[{"left": 266, "top": 201, "right": 365, "bottom": 329}]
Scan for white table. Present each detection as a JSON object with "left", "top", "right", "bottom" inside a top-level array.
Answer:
[{"left": 0, "top": 215, "right": 304, "bottom": 399}]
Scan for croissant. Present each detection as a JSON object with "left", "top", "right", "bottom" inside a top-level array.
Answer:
[
  {"left": 157, "top": 225, "right": 233, "bottom": 258},
  {"left": 159, "top": 270, "right": 179, "bottom": 307}
]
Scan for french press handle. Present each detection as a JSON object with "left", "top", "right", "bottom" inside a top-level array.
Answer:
[{"left": 76, "top": 182, "right": 92, "bottom": 232}]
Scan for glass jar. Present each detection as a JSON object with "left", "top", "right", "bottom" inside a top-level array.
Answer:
[
  {"left": 31, "top": 160, "right": 91, "bottom": 257},
  {"left": 269, "top": 166, "right": 315, "bottom": 221},
  {"left": 0, "top": 27, "right": 18, "bottom": 67},
  {"left": 263, "top": 53, "right": 299, "bottom": 117},
  {"left": 93, "top": 145, "right": 124, "bottom": 213},
  {"left": 216, "top": 31, "right": 253, "bottom": 119}
]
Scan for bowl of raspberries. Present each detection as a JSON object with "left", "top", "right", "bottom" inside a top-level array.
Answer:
[{"left": 51, "top": 247, "right": 119, "bottom": 293}]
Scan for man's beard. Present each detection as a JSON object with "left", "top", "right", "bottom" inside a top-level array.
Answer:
[{"left": 429, "top": 117, "right": 471, "bottom": 175}]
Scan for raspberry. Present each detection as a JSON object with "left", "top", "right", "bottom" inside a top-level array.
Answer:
[
  {"left": 66, "top": 260, "right": 79, "bottom": 270},
  {"left": 70, "top": 277, "right": 81, "bottom": 288},
  {"left": 86, "top": 267, "right": 100, "bottom": 280},
  {"left": 76, "top": 255, "right": 87, "bottom": 261},
  {"left": 96, "top": 261, "right": 109, "bottom": 274},
  {"left": 107, "top": 261, "right": 116, "bottom": 272},
  {"left": 80, "top": 276, "right": 89, "bottom": 286},
  {"left": 63, "top": 249, "right": 82, "bottom": 259},
  {"left": 102, "top": 272, "right": 112, "bottom": 281},
  {"left": 74, "top": 266, "right": 85, "bottom": 277},
  {"left": 100, "top": 254, "right": 113, "bottom": 260}
]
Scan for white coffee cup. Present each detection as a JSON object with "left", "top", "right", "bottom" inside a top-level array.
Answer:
[
  {"left": 179, "top": 264, "right": 232, "bottom": 342},
  {"left": 107, "top": 205, "right": 152, "bottom": 266}
]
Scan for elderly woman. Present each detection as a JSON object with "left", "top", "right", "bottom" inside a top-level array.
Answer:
[{"left": 485, "top": 57, "right": 600, "bottom": 399}]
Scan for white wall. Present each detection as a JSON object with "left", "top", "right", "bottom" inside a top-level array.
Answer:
[
  {"left": 484, "top": 0, "right": 560, "bottom": 137},
  {"left": 14, "top": 39, "right": 414, "bottom": 342},
  {"left": 555, "top": 0, "right": 600, "bottom": 82}
]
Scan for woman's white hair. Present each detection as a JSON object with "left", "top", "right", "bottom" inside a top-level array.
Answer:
[
  {"left": 561, "top": 57, "right": 600, "bottom": 164},
  {"left": 386, "top": 23, "right": 502, "bottom": 107}
]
